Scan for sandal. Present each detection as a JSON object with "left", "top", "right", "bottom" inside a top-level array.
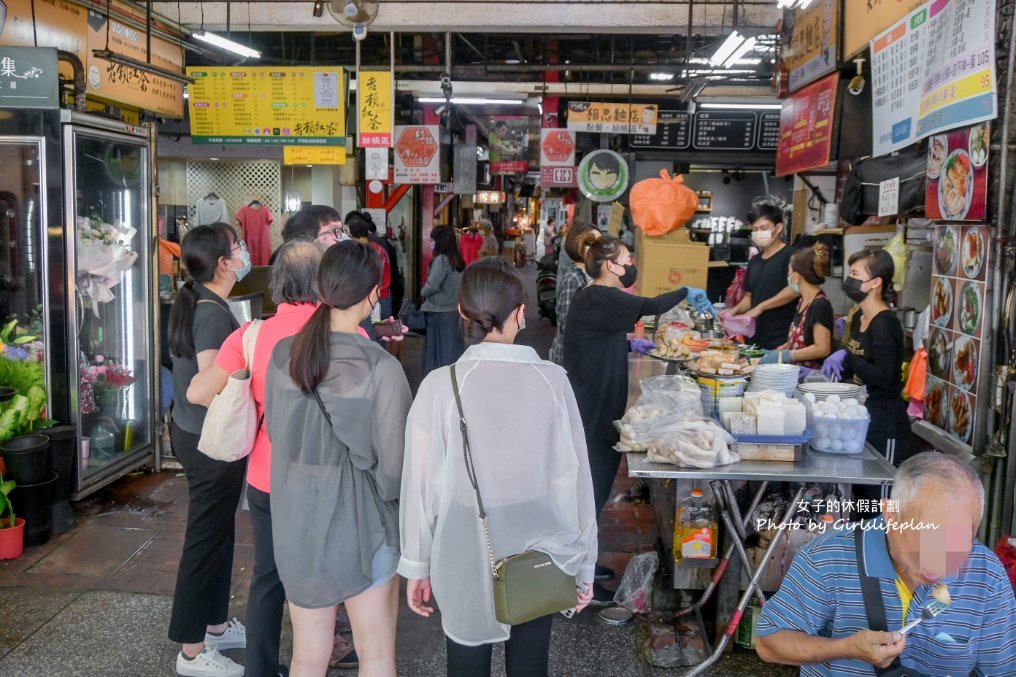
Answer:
[{"left": 329, "top": 636, "right": 359, "bottom": 670}]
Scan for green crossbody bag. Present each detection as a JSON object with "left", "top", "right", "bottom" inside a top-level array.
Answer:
[{"left": 450, "top": 365, "right": 577, "bottom": 625}]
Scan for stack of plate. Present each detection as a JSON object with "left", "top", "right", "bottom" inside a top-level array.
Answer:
[
  {"left": 748, "top": 364, "right": 800, "bottom": 395},
  {"left": 798, "top": 382, "right": 863, "bottom": 402}
]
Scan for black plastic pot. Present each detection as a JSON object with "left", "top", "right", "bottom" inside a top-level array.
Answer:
[
  {"left": 0, "top": 433, "right": 51, "bottom": 484},
  {"left": 10, "top": 471, "right": 57, "bottom": 547},
  {"left": 45, "top": 425, "right": 78, "bottom": 534}
]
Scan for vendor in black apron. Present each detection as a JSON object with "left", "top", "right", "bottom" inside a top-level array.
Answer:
[
  {"left": 729, "top": 202, "right": 801, "bottom": 350},
  {"left": 829, "top": 249, "right": 911, "bottom": 516}
]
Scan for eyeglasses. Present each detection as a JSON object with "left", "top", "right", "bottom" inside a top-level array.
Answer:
[
  {"left": 319, "top": 224, "right": 350, "bottom": 241},
  {"left": 231, "top": 240, "right": 248, "bottom": 256}
]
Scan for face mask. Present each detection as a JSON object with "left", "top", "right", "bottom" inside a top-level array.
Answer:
[
  {"left": 232, "top": 248, "right": 252, "bottom": 283},
  {"left": 615, "top": 263, "right": 638, "bottom": 288},
  {"left": 752, "top": 229, "right": 774, "bottom": 248},
  {"left": 843, "top": 277, "right": 870, "bottom": 303},
  {"left": 787, "top": 275, "right": 801, "bottom": 294}
]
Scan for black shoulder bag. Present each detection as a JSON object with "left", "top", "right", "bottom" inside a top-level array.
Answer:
[
  {"left": 450, "top": 364, "right": 577, "bottom": 625},
  {"left": 853, "top": 526, "right": 929, "bottom": 677}
]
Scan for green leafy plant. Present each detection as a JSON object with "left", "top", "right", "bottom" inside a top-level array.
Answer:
[
  {"left": 0, "top": 473, "right": 15, "bottom": 529},
  {"left": 0, "top": 357, "right": 53, "bottom": 442},
  {"left": 0, "top": 319, "right": 37, "bottom": 346},
  {"left": 0, "top": 355, "right": 45, "bottom": 395}
]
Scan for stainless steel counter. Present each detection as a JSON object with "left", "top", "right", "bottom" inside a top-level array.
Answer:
[{"left": 627, "top": 445, "right": 897, "bottom": 485}]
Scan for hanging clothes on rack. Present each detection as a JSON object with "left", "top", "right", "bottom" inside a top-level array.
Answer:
[
  {"left": 195, "top": 193, "right": 229, "bottom": 226},
  {"left": 235, "top": 200, "right": 273, "bottom": 266}
]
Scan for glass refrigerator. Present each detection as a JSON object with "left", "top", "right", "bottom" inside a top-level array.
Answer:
[{"left": 0, "top": 110, "right": 159, "bottom": 499}]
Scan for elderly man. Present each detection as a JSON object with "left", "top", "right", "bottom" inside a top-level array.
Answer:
[{"left": 756, "top": 452, "right": 1016, "bottom": 676}]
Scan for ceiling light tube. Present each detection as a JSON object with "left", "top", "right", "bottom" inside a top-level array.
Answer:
[
  {"left": 418, "top": 96, "right": 525, "bottom": 105},
  {"left": 192, "top": 31, "right": 261, "bottom": 59},
  {"left": 649, "top": 72, "right": 675, "bottom": 81},
  {"left": 723, "top": 37, "right": 758, "bottom": 68},
  {"left": 699, "top": 102, "right": 783, "bottom": 110},
  {"left": 708, "top": 31, "right": 747, "bottom": 68}
]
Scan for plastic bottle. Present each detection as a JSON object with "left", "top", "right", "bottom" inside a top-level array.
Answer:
[
  {"left": 633, "top": 321, "right": 645, "bottom": 340},
  {"left": 674, "top": 489, "right": 718, "bottom": 562},
  {"left": 91, "top": 418, "right": 116, "bottom": 461}
]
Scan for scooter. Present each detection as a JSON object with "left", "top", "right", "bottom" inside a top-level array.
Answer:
[{"left": 536, "top": 235, "right": 561, "bottom": 325}]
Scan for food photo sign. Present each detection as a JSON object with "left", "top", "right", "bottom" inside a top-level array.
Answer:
[
  {"left": 926, "top": 123, "right": 989, "bottom": 221},
  {"left": 926, "top": 224, "right": 991, "bottom": 450}
]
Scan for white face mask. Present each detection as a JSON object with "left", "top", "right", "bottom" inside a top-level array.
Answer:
[{"left": 751, "top": 229, "right": 774, "bottom": 248}]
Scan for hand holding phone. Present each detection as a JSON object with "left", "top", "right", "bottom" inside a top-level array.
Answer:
[{"left": 373, "top": 319, "right": 404, "bottom": 338}]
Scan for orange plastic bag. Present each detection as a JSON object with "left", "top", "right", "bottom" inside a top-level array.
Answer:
[
  {"left": 629, "top": 169, "right": 699, "bottom": 236},
  {"left": 905, "top": 348, "right": 928, "bottom": 401}
]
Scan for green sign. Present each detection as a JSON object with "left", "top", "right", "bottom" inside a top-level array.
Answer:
[
  {"left": 577, "top": 149, "right": 629, "bottom": 203},
  {"left": 0, "top": 47, "right": 59, "bottom": 109}
]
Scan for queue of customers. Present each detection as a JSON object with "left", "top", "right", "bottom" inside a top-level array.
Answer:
[{"left": 166, "top": 207, "right": 599, "bottom": 677}]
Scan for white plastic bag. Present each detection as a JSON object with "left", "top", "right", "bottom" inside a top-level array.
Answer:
[
  {"left": 615, "top": 376, "right": 703, "bottom": 452},
  {"left": 645, "top": 418, "right": 738, "bottom": 468}
]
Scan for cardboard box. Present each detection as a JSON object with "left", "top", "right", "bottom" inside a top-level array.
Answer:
[{"left": 634, "top": 228, "right": 711, "bottom": 295}]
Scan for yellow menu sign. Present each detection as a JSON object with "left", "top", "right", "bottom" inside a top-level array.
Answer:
[
  {"left": 358, "top": 71, "right": 393, "bottom": 148},
  {"left": 283, "top": 146, "right": 348, "bottom": 165},
  {"left": 187, "top": 67, "right": 346, "bottom": 145}
]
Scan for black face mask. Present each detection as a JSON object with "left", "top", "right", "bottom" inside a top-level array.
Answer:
[
  {"left": 616, "top": 263, "right": 638, "bottom": 288},
  {"left": 843, "top": 277, "right": 870, "bottom": 303}
]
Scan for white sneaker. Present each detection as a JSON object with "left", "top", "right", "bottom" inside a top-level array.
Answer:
[
  {"left": 204, "top": 618, "right": 247, "bottom": 651},
  {"left": 176, "top": 647, "right": 244, "bottom": 677}
]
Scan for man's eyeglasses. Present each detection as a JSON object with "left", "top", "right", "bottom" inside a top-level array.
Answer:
[{"left": 320, "top": 224, "right": 350, "bottom": 241}]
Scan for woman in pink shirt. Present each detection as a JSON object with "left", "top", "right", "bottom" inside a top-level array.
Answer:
[{"left": 188, "top": 241, "right": 370, "bottom": 676}]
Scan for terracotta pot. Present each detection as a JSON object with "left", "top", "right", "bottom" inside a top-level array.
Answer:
[{"left": 0, "top": 517, "right": 26, "bottom": 560}]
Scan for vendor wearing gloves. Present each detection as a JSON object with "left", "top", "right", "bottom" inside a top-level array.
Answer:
[
  {"left": 563, "top": 236, "right": 713, "bottom": 600},
  {"left": 761, "top": 243, "right": 834, "bottom": 368},
  {"left": 823, "top": 250, "right": 910, "bottom": 514},
  {"left": 729, "top": 202, "right": 800, "bottom": 349}
]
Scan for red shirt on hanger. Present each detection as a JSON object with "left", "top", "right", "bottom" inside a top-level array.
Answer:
[{"left": 236, "top": 203, "right": 273, "bottom": 266}]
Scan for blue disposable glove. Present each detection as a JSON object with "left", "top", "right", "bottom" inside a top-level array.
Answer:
[
  {"left": 822, "top": 349, "right": 848, "bottom": 381},
  {"left": 629, "top": 338, "right": 656, "bottom": 355},
  {"left": 798, "top": 366, "right": 815, "bottom": 381},
  {"left": 684, "top": 287, "right": 715, "bottom": 315},
  {"left": 760, "top": 349, "right": 792, "bottom": 365}
]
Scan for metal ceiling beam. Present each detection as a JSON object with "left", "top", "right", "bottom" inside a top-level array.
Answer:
[{"left": 153, "top": 2, "right": 780, "bottom": 34}]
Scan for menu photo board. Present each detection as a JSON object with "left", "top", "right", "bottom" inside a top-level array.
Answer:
[
  {"left": 870, "top": 0, "right": 997, "bottom": 157},
  {"left": 782, "top": 0, "right": 839, "bottom": 92},
  {"left": 926, "top": 224, "right": 991, "bottom": 450},
  {"left": 926, "top": 122, "right": 989, "bottom": 221},
  {"left": 631, "top": 110, "right": 779, "bottom": 152},
  {"left": 775, "top": 72, "right": 838, "bottom": 176},
  {"left": 187, "top": 67, "right": 346, "bottom": 145}
]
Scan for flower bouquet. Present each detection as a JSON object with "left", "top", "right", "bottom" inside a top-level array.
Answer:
[
  {"left": 79, "top": 355, "right": 135, "bottom": 416},
  {"left": 76, "top": 217, "right": 138, "bottom": 317}
]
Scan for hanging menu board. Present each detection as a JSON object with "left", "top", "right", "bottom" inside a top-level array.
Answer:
[
  {"left": 692, "top": 112, "right": 757, "bottom": 150},
  {"left": 870, "top": 0, "right": 997, "bottom": 157},
  {"left": 926, "top": 224, "right": 991, "bottom": 451},
  {"left": 782, "top": 0, "right": 839, "bottom": 92},
  {"left": 630, "top": 111, "right": 691, "bottom": 149},
  {"left": 775, "top": 73, "right": 838, "bottom": 176},
  {"left": 758, "top": 111, "right": 781, "bottom": 150},
  {"left": 186, "top": 67, "right": 346, "bottom": 145},
  {"left": 631, "top": 110, "right": 780, "bottom": 152}
]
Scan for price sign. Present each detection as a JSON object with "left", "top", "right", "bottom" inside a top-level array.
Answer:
[
  {"left": 630, "top": 111, "right": 691, "bottom": 149},
  {"left": 692, "top": 112, "right": 757, "bottom": 150}
]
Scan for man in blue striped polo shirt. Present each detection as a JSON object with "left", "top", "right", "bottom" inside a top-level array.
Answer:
[{"left": 756, "top": 452, "right": 1016, "bottom": 675}]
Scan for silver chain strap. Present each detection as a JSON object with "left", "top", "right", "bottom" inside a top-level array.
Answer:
[{"left": 480, "top": 516, "right": 498, "bottom": 579}]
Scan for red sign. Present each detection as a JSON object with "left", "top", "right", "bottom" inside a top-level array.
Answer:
[
  {"left": 775, "top": 72, "right": 839, "bottom": 177},
  {"left": 539, "top": 128, "right": 577, "bottom": 187},
  {"left": 394, "top": 125, "right": 441, "bottom": 184}
]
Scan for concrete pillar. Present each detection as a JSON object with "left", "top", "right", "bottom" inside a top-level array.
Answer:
[{"left": 311, "top": 166, "right": 339, "bottom": 208}]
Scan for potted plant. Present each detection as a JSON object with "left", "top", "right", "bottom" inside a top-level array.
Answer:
[
  {"left": 0, "top": 354, "right": 53, "bottom": 484},
  {"left": 0, "top": 473, "right": 24, "bottom": 560}
]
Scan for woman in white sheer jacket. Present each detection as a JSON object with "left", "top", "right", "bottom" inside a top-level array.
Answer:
[{"left": 398, "top": 256, "right": 597, "bottom": 677}]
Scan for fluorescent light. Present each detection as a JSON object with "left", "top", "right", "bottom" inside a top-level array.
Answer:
[
  {"left": 699, "top": 102, "right": 783, "bottom": 110},
  {"left": 725, "top": 37, "right": 757, "bottom": 67},
  {"left": 192, "top": 31, "right": 261, "bottom": 59},
  {"left": 690, "top": 57, "right": 761, "bottom": 66},
  {"left": 418, "top": 96, "right": 524, "bottom": 105},
  {"left": 649, "top": 72, "right": 675, "bottom": 81},
  {"left": 708, "top": 31, "right": 746, "bottom": 67}
]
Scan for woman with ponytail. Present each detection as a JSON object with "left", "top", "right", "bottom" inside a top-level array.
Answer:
[
  {"left": 760, "top": 242, "right": 835, "bottom": 368},
  {"left": 400, "top": 257, "right": 597, "bottom": 676},
  {"left": 265, "top": 241, "right": 412, "bottom": 677},
  {"left": 167, "top": 223, "right": 249, "bottom": 677},
  {"left": 421, "top": 225, "right": 466, "bottom": 376}
]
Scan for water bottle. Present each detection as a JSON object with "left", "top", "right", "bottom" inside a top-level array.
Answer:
[{"left": 91, "top": 418, "right": 116, "bottom": 461}]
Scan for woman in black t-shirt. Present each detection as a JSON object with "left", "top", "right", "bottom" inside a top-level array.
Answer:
[
  {"left": 563, "top": 236, "right": 713, "bottom": 598},
  {"left": 167, "top": 224, "right": 249, "bottom": 677},
  {"left": 828, "top": 249, "right": 910, "bottom": 515},
  {"left": 761, "top": 243, "right": 834, "bottom": 368}
]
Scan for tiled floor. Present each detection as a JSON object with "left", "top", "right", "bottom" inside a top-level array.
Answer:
[{"left": 0, "top": 263, "right": 793, "bottom": 676}]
